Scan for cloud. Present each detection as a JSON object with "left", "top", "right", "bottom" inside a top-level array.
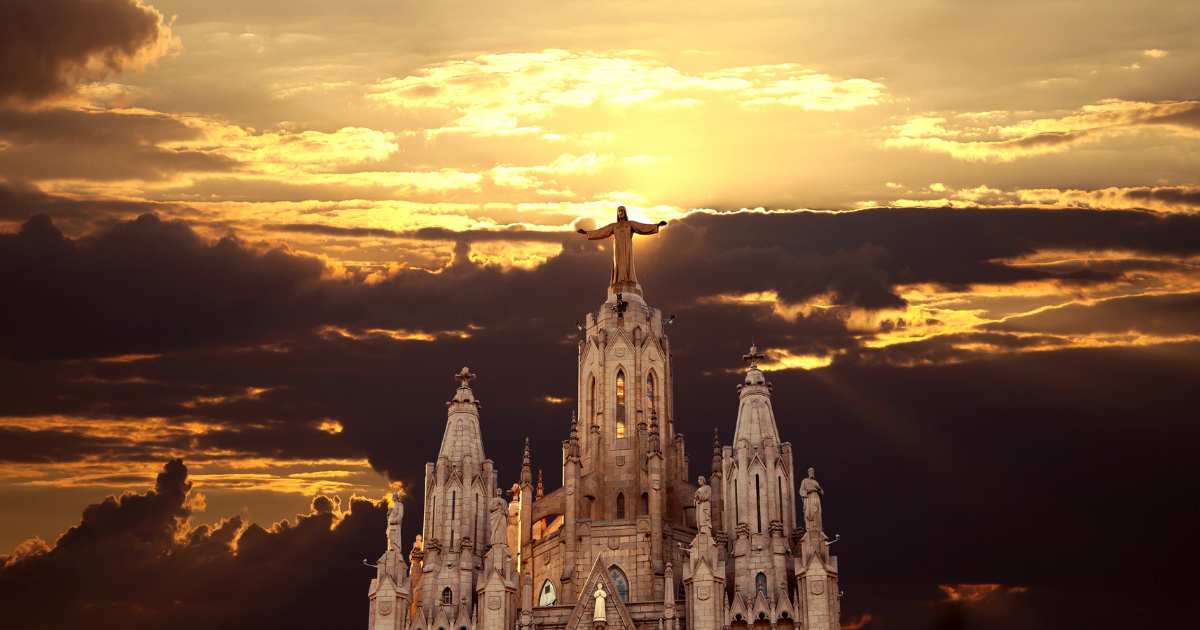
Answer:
[
  {"left": 1016, "top": 185, "right": 1200, "bottom": 214},
  {"left": 884, "top": 99, "right": 1200, "bottom": 162},
  {"left": 0, "top": 0, "right": 178, "bottom": 106},
  {"left": 0, "top": 459, "right": 389, "bottom": 629},
  {"left": 368, "top": 50, "right": 886, "bottom": 136}
]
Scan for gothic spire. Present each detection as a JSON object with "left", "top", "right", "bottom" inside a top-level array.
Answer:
[
  {"left": 520, "top": 436, "right": 533, "bottom": 485},
  {"left": 437, "top": 366, "right": 486, "bottom": 462},
  {"left": 711, "top": 428, "right": 722, "bottom": 473},
  {"left": 732, "top": 346, "right": 781, "bottom": 445}
]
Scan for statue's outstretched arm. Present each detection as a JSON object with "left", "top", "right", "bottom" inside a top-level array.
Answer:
[
  {"left": 579, "top": 223, "right": 616, "bottom": 239},
  {"left": 629, "top": 220, "right": 664, "bottom": 235}
]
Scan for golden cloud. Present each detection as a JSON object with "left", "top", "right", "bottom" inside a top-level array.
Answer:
[
  {"left": 884, "top": 99, "right": 1200, "bottom": 162},
  {"left": 368, "top": 50, "right": 886, "bottom": 137}
]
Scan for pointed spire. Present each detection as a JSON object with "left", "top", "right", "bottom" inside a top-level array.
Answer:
[
  {"left": 733, "top": 347, "right": 780, "bottom": 445},
  {"left": 536, "top": 469, "right": 544, "bottom": 499},
  {"left": 521, "top": 437, "right": 532, "bottom": 485},
  {"left": 711, "top": 427, "right": 722, "bottom": 473},
  {"left": 568, "top": 411, "right": 581, "bottom": 461},
  {"left": 438, "top": 367, "right": 485, "bottom": 461}
]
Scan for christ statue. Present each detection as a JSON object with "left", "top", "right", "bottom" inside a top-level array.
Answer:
[{"left": 577, "top": 205, "right": 667, "bottom": 294}]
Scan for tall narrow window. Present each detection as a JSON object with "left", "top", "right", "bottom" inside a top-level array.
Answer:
[
  {"left": 733, "top": 480, "right": 739, "bottom": 524},
  {"left": 442, "top": 587, "right": 453, "bottom": 605},
  {"left": 589, "top": 375, "right": 596, "bottom": 425},
  {"left": 474, "top": 493, "right": 480, "bottom": 544},
  {"left": 616, "top": 493, "right": 626, "bottom": 519},
  {"left": 640, "top": 492, "right": 649, "bottom": 516},
  {"left": 615, "top": 370, "right": 626, "bottom": 438},
  {"left": 608, "top": 565, "right": 630, "bottom": 602},
  {"left": 450, "top": 491, "right": 456, "bottom": 544},
  {"left": 778, "top": 477, "right": 784, "bottom": 526},
  {"left": 645, "top": 370, "right": 656, "bottom": 418},
  {"left": 755, "top": 474, "right": 762, "bottom": 533},
  {"left": 755, "top": 572, "right": 768, "bottom": 600}
]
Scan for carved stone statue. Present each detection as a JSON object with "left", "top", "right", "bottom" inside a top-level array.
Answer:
[
  {"left": 799, "top": 466, "right": 823, "bottom": 532},
  {"left": 593, "top": 583, "right": 608, "bottom": 622},
  {"left": 387, "top": 490, "right": 403, "bottom": 551},
  {"left": 489, "top": 487, "right": 509, "bottom": 548},
  {"left": 694, "top": 475, "right": 712, "bottom": 533},
  {"left": 577, "top": 205, "right": 667, "bottom": 293}
]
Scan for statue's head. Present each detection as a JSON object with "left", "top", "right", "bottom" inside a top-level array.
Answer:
[
  {"left": 697, "top": 475, "right": 706, "bottom": 486},
  {"left": 807, "top": 466, "right": 816, "bottom": 478},
  {"left": 617, "top": 205, "right": 628, "bottom": 221}
]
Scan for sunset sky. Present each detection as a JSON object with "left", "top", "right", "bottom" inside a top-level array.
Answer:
[{"left": 2, "top": 1, "right": 1199, "bottom": 628}]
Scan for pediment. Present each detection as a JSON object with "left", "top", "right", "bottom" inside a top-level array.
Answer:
[{"left": 563, "top": 555, "right": 637, "bottom": 630}]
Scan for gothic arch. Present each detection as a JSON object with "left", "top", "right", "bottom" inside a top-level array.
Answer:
[
  {"left": 616, "top": 492, "right": 626, "bottom": 519},
  {"left": 607, "top": 564, "right": 630, "bottom": 602}
]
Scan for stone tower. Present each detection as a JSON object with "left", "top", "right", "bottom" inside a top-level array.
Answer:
[
  {"left": 412, "top": 367, "right": 500, "bottom": 630},
  {"left": 720, "top": 346, "right": 802, "bottom": 629}
]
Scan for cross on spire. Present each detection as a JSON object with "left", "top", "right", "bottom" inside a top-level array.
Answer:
[
  {"left": 455, "top": 366, "right": 475, "bottom": 388},
  {"left": 742, "top": 343, "right": 766, "bottom": 369}
]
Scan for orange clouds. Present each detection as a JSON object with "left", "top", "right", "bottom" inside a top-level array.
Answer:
[
  {"left": 885, "top": 99, "right": 1200, "bottom": 162},
  {"left": 938, "top": 583, "right": 1029, "bottom": 603},
  {"left": 369, "top": 50, "right": 886, "bottom": 137}
]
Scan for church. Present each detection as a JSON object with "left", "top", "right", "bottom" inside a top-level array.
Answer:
[{"left": 366, "top": 207, "right": 842, "bottom": 630}]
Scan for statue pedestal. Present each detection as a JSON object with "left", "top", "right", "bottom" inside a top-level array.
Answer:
[{"left": 682, "top": 529, "right": 726, "bottom": 630}]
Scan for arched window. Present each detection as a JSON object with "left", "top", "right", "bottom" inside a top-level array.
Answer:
[
  {"left": 640, "top": 492, "right": 649, "bottom": 516},
  {"left": 616, "top": 492, "right": 626, "bottom": 519},
  {"left": 608, "top": 565, "right": 630, "bottom": 602},
  {"left": 645, "top": 370, "right": 657, "bottom": 417},
  {"left": 441, "top": 587, "right": 453, "bottom": 605},
  {"left": 539, "top": 580, "right": 557, "bottom": 606},
  {"left": 615, "top": 370, "right": 626, "bottom": 438},
  {"left": 755, "top": 572, "right": 768, "bottom": 600}
]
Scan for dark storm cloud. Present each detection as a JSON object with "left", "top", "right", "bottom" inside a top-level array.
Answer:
[
  {"left": 0, "top": 213, "right": 353, "bottom": 360},
  {"left": 269, "top": 222, "right": 571, "bottom": 243},
  {"left": 0, "top": 459, "right": 388, "bottom": 630},
  {"left": 1, "top": 207, "right": 1200, "bottom": 626},
  {"left": 0, "top": 0, "right": 174, "bottom": 105},
  {"left": 0, "top": 108, "right": 237, "bottom": 181},
  {"left": 1120, "top": 185, "right": 1200, "bottom": 209}
]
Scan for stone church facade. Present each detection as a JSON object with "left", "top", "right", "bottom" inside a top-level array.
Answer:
[{"left": 367, "top": 209, "right": 841, "bottom": 630}]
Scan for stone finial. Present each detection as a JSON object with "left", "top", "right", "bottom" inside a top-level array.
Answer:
[{"left": 536, "top": 469, "right": 544, "bottom": 499}]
